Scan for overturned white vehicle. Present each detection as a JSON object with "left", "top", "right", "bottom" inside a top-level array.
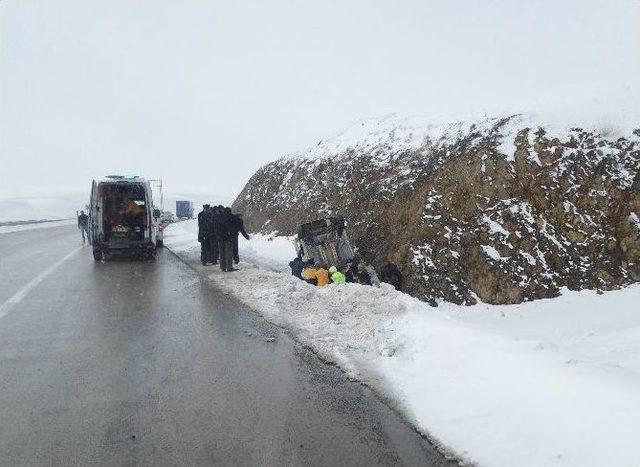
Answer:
[{"left": 294, "top": 216, "right": 380, "bottom": 285}]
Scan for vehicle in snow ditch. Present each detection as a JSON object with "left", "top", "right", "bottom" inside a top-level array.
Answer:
[
  {"left": 295, "top": 216, "right": 380, "bottom": 285},
  {"left": 88, "top": 175, "right": 162, "bottom": 261}
]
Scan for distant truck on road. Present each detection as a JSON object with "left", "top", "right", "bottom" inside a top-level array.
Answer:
[{"left": 175, "top": 200, "right": 194, "bottom": 219}]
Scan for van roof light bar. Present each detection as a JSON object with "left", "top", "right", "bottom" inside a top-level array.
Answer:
[{"left": 105, "top": 174, "right": 139, "bottom": 180}]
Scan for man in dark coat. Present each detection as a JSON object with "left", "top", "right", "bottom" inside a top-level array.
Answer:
[
  {"left": 215, "top": 207, "right": 235, "bottom": 272},
  {"left": 198, "top": 204, "right": 210, "bottom": 265},
  {"left": 77, "top": 210, "right": 89, "bottom": 243},
  {"left": 230, "top": 212, "right": 250, "bottom": 264},
  {"left": 206, "top": 206, "right": 220, "bottom": 265}
]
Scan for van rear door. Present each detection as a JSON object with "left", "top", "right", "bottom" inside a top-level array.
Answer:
[{"left": 89, "top": 180, "right": 97, "bottom": 245}]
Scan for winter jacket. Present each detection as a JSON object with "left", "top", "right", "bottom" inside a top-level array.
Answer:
[
  {"left": 356, "top": 269, "right": 372, "bottom": 286},
  {"left": 381, "top": 262, "right": 402, "bottom": 290},
  {"left": 289, "top": 257, "right": 305, "bottom": 279},
  {"left": 124, "top": 199, "right": 143, "bottom": 216},
  {"left": 330, "top": 271, "right": 346, "bottom": 284},
  {"left": 302, "top": 267, "right": 318, "bottom": 285},
  {"left": 197, "top": 210, "right": 207, "bottom": 242},
  {"left": 315, "top": 268, "right": 330, "bottom": 286},
  {"left": 301, "top": 267, "right": 316, "bottom": 280},
  {"left": 231, "top": 215, "right": 250, "bottom": 240},
  {"left": 77, "top": 213, "right": 89, "bottom": 228},
  {"left": 214, "top": 210, "right": 234, "bottom": 241}
]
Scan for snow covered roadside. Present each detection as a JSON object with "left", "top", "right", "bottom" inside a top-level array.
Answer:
[
  {"left": 165, "top": 219, "right": 640, "bottom": 467},
  {"left": 0, "top": 219, "right": 76, "bottom": 235}
]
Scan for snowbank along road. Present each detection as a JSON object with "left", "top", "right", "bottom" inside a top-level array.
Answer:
[
  {"left": 0, "top": 224, "right": 450, "bottom": 466},
  {"left": 165, "top": 219, "right": 640, "bottom": 467}
]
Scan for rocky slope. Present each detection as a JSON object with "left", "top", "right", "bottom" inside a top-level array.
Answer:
[{"left": 233, "top": 114, "right": 640, "bottom": 305}]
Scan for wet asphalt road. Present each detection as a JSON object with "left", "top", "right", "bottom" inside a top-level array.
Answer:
[{"left": 0, "top": 225, "right": 448, "bottom": 467}]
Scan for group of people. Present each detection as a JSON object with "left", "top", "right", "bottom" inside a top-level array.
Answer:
[
  {"left": 288, "top": 255, "right": 402, "bottom": 289},
  {"left": 288, "top": 258, "right": 347, "bottom": 286},
  {"left": 198, "top": 205, "right": 250, "bottom": 272}
]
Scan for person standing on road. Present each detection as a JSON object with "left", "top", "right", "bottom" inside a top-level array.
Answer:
[
  {"left": 77, "top": 210, "right": 89, "bottom": 244},
  {"left": 215, "top": 207, "right": 235, "bottom": 272},
  {"left": 230, "top": 211, "right": 250, "bottom": 264},
  {"left": 206, "top": 206, "right": 221, "bottom": 265},
  {"left": 198, "top": 204, "right": 211, "bottom": 265}
]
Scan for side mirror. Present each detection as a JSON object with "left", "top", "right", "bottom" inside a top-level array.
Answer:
[{"left": 153, "top": 209, "right": 161, "bottom": 219}]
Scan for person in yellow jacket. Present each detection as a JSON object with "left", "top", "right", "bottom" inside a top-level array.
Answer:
[
  {"left": 123, "top": 198, "right": 143, "bottom": 216},
  {"left": 122, "top": 197, "right": 144, "bottom": 230},
  {"left": 329, "top": 266, "right": 346, "bottom": 284},
  {"left": 301, "top": 263, "right": 318, "bottom": 285}
]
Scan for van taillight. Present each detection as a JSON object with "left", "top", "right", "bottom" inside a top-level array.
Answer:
[{"left": 98, "top": 233, "right": 105, "bottom": 242}]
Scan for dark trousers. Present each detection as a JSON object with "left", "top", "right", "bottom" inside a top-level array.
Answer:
[
  {"left": 201, "top": 236, "right": 220, "bottom": 264},
  {"left": 218, "top": 240, "right": 233, "bottom": 271},
  {"left": 232, "top": 236, "right": 239, "bottom": 263},
  {"left": 200, "top": 240, "right": 210, "bottom": 264},
  {"left": 208, "top": 236, "right": 219, "bottom": 263},
  {"left": 80, "top": 226, "right": 88, "bottom": 242}
]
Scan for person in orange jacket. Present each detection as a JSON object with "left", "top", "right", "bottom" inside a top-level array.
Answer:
[
  {"left": 315, "top": 265, "right": 330, "bottom": 286},
  {"left": 301, "top": 262, "right": 318, "bottom": 285}
]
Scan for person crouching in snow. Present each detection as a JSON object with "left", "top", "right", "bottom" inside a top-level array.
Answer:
[
  {"left": 329, "top": 266, "right": 346, "bottom": 284},
  {"left": 380, "top": 262, "right": 402, "bottom": 290},
  {"left": 301, "top": 261, "right": 318, "bottom": 285},
  {"left": 315, "top": 265, "right": 330, "bottom": 287},
  {"left": 355, "top": 262, "right": 372, "bottom": 285},
  {"left": 289, "top": 255, "right": 305, "bottom": 279}
]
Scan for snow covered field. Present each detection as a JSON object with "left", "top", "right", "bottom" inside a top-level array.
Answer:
[
  {"left": 0, "top": 191, "right": 88, "bottom": 222},
  {"left": 0, "top": 219, "right": 76, "bottom": 235},
  {"left": 0, "top": 189, "right": 229, "bottom": 224},
  {"left": 165, "top": 219, "right": 640, "bottom": 467}
]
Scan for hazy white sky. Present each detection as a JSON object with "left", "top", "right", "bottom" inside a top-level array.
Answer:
[{"left": 1, "top": 0, "right": 639, "bottom": 199}]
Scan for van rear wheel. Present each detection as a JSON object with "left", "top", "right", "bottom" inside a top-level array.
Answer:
[{"left": 92, "top": 249, "right": 103, "bottom": 262}]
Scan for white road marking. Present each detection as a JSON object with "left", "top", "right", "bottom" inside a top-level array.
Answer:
[{"left": 0, "top": 246, "right": 82, "bottom": 319}]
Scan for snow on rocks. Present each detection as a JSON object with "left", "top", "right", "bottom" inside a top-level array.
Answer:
[
  {"left": 234, "top": 112, "right": 640, "bottom": 305},
  {"left": 481, "top": 244, "right": 506, "bottom": 261},
  {"left": 165, "top": 219, "right": 640, "bottom": 467}
]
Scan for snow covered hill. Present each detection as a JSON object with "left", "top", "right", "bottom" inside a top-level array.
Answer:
[{"left": 233, "top": 113, "right": 640, "bottom": 304}]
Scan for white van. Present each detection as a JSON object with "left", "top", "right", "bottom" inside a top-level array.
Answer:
[{"left": 89, "top": 175, "right": 161, "bottom": 261}]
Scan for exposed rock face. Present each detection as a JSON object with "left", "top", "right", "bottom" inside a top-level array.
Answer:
[{"left": 233, "top": 114, "right": 640, "bottom": 305}]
